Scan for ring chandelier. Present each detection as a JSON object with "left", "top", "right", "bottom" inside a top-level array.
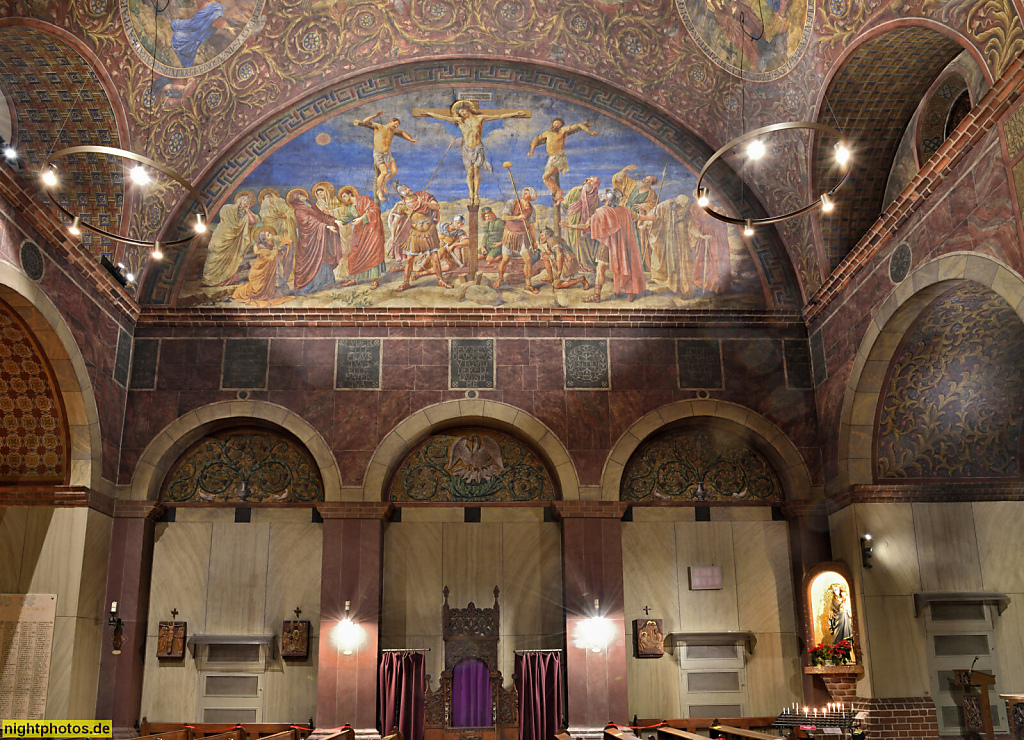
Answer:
[{"left": 695, "top": 122, "right": 851, "bottom": 236}]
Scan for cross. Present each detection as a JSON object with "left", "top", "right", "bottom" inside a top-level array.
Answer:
[
  {"left": 642, "top": 606, "right": 651, "bottom": 616},
  {"left": 294, "top": 607, "right": 302, "bottom": 620},
  {"left": 170, "top": 609, "right": 178, "bottom": 620}
]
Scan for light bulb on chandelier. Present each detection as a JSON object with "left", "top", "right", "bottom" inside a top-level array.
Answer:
[
  {"left": 2, "top": 146, "right": 16, "bottom": 162},
  {"left": 743, "top": 219, "right": 754, "bottom": 236},
  {"left": 130, "top": 164, "right": 151, "bottom": 186},
  {"left": 68, "top": 216, "right": 81, "bottom": 236},
  {"left": 41, "top": 164, "right": 58, "bottom": 188},
  {"left": 697, "top": 188, "right": 710, "bottom": 208},
  {"left": 194, "top": 214, "right": 207, "bottom": 234},
  {"left": 834, "top": 142, "right": 851, "bottom": 167},
  {"left": 152, "top": 241, "right": 163, "bottom": 261},
  {"left": 746, "top": 139, "right": 766, "bottom": 160},
  {"left": 821, "top": 194, "right": 835, "bottom": 213}
]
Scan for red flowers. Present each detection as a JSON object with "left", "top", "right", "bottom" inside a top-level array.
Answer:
[{"left": 809, "top": 639, "right": 853, "bottom": 665}]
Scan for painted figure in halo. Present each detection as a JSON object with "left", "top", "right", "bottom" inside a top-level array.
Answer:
[
  {"left": 560, "top": 175, "right": 601, "bottom": 270},
  {"left": 640, "top": 193, "right": 696, "bottom": 298},
  {"left": 287, "top": 188, "right": 342, "bottom": 295},
  {"left": 336, "top": 186, "right": 386, "bottom": 289},
  {"left": 612, "top": 164, "right": 659, "bottom": 264},
  {"left": 353, "top": 112, "right": 418, "bottom": 202},
  {"left": 688, "top": 194, "right": 732, "bottom": 295},
  {"left": 495, "top": 187, "right": 540, "bottom": 295},
  {"left": 573, "top": 188, "right": 646, "bottom": 303},
  {"left": 418, "top": 100, "right": 529, "bottom": 205},
  {"left": 257, "top": 187, "right": 296, "bottom": 286},
  {"left": 527, "top": 117, "right": 598, "bottom": 204},
  {"left": 231, "top": 227, "right": 293, "bottom": 307},
  {"left": 202, "top": 190, "right": 258, "bottom": 286}
]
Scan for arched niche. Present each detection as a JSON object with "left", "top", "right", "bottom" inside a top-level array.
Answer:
[
  {"left": 602, "top": 399, "right": 813, "bottom": 501},
  {"left": 128, "top": 399, "right": 339, "bottom": 500},
  {"left": 838, "top": 253, "right": 1024, "bottom": 486}
]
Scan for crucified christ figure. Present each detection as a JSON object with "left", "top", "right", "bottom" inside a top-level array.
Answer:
[
  {"left": 414, "top": 100, "right": 530, "bottom": 205},
  {"left": 353, "top": 111, "right": 418, "bottom": 202}
]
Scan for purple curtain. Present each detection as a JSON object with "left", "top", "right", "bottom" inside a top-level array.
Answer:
[
  {"left": 515, "top": 652, "right": 563, "bottom": 740},
  {"left": 452, "top": 658, "right": 492, "bottom": 727},
  {"left": 379, "top": 651, "right": 426, "bottom": 740}
]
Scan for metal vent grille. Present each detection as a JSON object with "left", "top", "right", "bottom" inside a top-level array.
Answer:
[
  {"left": 207, "top": 644, "right": 261, "bottom": 663},
  {"left": 686, "top": 645, "right": 738, "bottom": 660},
  {"left": 203, "top": 709, "right": 258, "bottom": 723},
  {"left": 687, "top": 672, "right": 741, "bottom": 692},
  {"left": 205, "top": 675, "right": 259, "bottom": 697},
  {"left": 934, "top": 634, "right": 989, "bottom": 656},
  {"left": 930, "top": 602, "right": 987, "bottom": 622},
  {"left": 689, "top": 704, "right": 742, "bottom": 718}
]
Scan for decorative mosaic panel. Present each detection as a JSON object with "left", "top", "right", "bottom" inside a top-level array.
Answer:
[
  {"left": 161, "top": 428, "right": 324, "bottom": 503},
  {"left": 0, "top": 28, "right": 123, "bottom": 255},
  {"left": 0, "top": 298, "right": 67, "bottom": 482},
  {"left": 876, "top": 282, "right": 1024, "bottom": 479},
  {"left": 388, "top": 427, "right": 555, "bottom": 502},
  {"left": 564, "top": 339, "right": 609, "bottom": 389},
  {"left": 1004, "top": 99, "right": 1024, "bottom": 162},
  {"left": 621, "top": 426, "right": 781, "bottom": 502}
]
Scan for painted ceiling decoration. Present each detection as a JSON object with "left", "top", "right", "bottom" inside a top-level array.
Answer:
[
  {"left": 621, "top": 425, "right": 782, "bottom": 502},
  {"left": 160, "top": 427, "right": 325, "bottom": 503},
  {"left": 0, "top": 296, "right": 68, "bottom": 483},
  {"left": 388, "top": 427, "right": 556, "bottom": 503},
  {"left": 876, "top": 282, "right": 1024, "bottom": 480},
  {"left": 0, "top": 0, "right": 1018, "bottom": 298}
]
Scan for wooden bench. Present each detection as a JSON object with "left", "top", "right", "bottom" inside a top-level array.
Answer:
[
  {"left": 708, "top": 724, "right": 783, "bottom": 740},
  {"left": 657, "top": 725, "right": 707, "bottom": 740},
  {"left": 140, "top": 723, "right": 313, "bottom": 740}
]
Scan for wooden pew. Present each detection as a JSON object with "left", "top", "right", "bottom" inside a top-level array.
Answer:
[
  {"left": 708, "top": 724, "right": 783, "bottom": 740},
  {"left": 554, "top": 730, "right": 573, "bottom": 740},
  {"left": 658, "top": 725, "right": 707, "bottom": 740},
  {"left": 141, "top": 723, "right": 312, "bottom": 740},
  {"left": 129, "top": 730, "right": 192, "bottom": 740},
  {"left": 605, "top": 725, "right": 642, "bottom": 740}
]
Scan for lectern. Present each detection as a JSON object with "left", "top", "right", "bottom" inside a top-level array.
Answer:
[{"left": 955, "top": 670, "right": 996, "bottom": 740}]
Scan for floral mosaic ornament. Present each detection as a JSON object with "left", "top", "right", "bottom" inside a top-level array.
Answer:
[
  {"left": 621, "top": 426, "right": 781, "bottom": 502},
  {"left": 388, "top": 428, "right": 555, "bottom": 502},
  {"left": 161, "top": 428, "right": 323, "bottom": 502}
]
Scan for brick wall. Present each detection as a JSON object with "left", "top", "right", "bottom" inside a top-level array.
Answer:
[{"left": 855, "top": 697, "right": 940, "bottom": 740}]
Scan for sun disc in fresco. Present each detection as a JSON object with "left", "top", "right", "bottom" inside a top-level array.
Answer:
[
  {"left": 316, "top": 133, "right": 332, "bottom": 145},
  {"left": 676, "top": 0, "right": 814, "bottom": 81},
  {"left": 121, "top": 0, "right": 267, "bottom": 77}
]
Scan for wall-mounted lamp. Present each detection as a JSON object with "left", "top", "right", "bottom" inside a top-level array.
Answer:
[
  {"left": 331, "top": 600, "right": 362, "bottom": 655},
  {"left": 108, "top": 600, "right": 125, "bottom": 655},
  {"left": 860, "top": 534, "right": 873, "bottom": 569},
  {"left": 573, "top": 598, "right": 616, "bottom": 653}
]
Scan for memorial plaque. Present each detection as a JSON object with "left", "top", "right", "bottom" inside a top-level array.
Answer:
[
  {"left": 450, "top": 339, "right": 494, "bottom": 389},
  {"left": 783, "top": 339, "right": 813, "bottom": 389},
  {"left": 222, "top": 339, "right": 269, "bottom": 389},
  {"left": 130, "top": 338, "right": 159, "bottom": 389},
  {"left": 633, "top": 618, "right": 664, "bottom": 658},
  {"left": 676, "top": 339, "right": 723, "bottom": 389},
  {"left": 564, "top": 339, "right": 609, "bottom": 389},
  {"left": 113, "top": 329, "right": 132, "bottom": 387},
  {"left": 810, "top": 330, "right": 827, "bottom": 386},
  {"left": 335, "top": 339, "right": 381, "bottom": 389},
  {"left": 0, "top": 593, "right": 57, "bottom": 719},
  {"left": 282, "top": 620, "right": 310, "bottom": 658},
  {"left": 156, "top": 621, "right": 187, "bottom": 659}
]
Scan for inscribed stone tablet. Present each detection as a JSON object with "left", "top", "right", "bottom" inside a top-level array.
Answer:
[
  {"left": 130, "top": 338, "right": 159, "bottom": 389},
  {"left": 222, "top": 339, "right": 269, "bottom": 389},
  {"left": 784, "top": 339, "right": 813, "bottom": 389},
  {"left": 450, "top": 339, "right": 494, "bottom": 389},
  {"left": 335, "top": 339, "right": 381, "bottom": 389},
  {"left": 564, "top": 339, "right": 609, "bottom": 389},
  {"left": 113, "top": 329, "right": 132, "bottom": 387},
  {"left": 0, "top": 594, "right": 57, "bottom": 719},
  {"left": 676, "top": 339, "right": 723, "bottom": 389}
]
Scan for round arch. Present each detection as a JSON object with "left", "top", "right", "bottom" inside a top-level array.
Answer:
[
  {"left": 838, "top": 252, "right": 1024, "bottom": 486},
  {"left": 128, "top": 400, "right": 340, "bottom": 501},
  {"left": 601, "top": 399, "right": 814, "bottom": 501},
  {"left": 364, "top": 399, "right": 580, "bottom": 502},
  {"left": 0, "top": 259, "right": 100, "bottom": 487}
]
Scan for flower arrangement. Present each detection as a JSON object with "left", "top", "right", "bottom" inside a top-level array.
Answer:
[{"left": 809, "top": 639, "right": 853, "bottom": 665}]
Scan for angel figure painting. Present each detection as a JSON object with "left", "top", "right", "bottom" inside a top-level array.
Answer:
[{"left": 808, "top": 570, "right": 856, "bottom": 659}]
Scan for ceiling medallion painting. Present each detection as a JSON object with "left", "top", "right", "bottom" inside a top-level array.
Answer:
[
  {"left": 388, "top": 428, "right": 556, "bottom": 502},
  {"left": 120, "top": 0, "right": 267, "bottom": 78},
  {"left": 621, "top": 426, "right": 781, "bottom": 502},
  {"left": 876, "top": 282, "right": 1024, "bottom": 480},
  {"left": 176, "top": 89, "right": 767, "bottom": 310},
  {"left": 161, "top": 428, "right": 324, "bottom": 502},
  {"left": 676, "top": 0, "right": 814, "bottom": 81}
]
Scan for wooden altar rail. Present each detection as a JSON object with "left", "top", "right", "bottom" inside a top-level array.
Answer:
[
  {"left": 657, "top": 726, "right": 706, "bottom": 740},
  {"left": 140, "top": 723, "right": 313, "bottom": 740},
  {"left": 635, "top": 719, "right": 779, "bottom": 736},
  {"left": 708, "top": 725, "right": 783, "bottom": 740}
]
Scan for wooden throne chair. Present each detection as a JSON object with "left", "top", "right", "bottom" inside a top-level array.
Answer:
[{"left": 425, "top": 586, "right": 518, "bottom": 740}]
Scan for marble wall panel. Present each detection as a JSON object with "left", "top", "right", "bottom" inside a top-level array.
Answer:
[
  {"left": 675, "top": 522, "right": 739, "bottom": 631},
  {"left": 148, "top": 522, "right": 213, "bottom": 633},
  {"left": 862, "top": 595, "right": 929, "bottom": 698},
  {"left": 140, "top": 634, "right": 200, "bottom": 721},
  {"left": 624, "top": 628, "right": 680, "bottom": 720},
  {"left": 78, "top": 509, "right": 112, "bottom": 620},
  {"left": 381, "top": 522, "right": 443, "bottom": 638},
  {"left": 913, "top": 503, "right": 983, "bottom": 592},
  {"left": 0, "top": 507, "right": 28, "bottom": 592},
  {"left": 993, "top": 597, "right": 1024, "bottom": 691},
  {"left": 622, "top": 522, "right": 680, "bottom": 629},
  {"left": 745, "top": 632, "right": 802, "bottom": 716},
  {"left": 853, "top": 504, "right": 921, "bottom": 596},
  {"left": 442, "top": 522, "right": 503, "bottom": 608},
  {"left": 206, "top": 523, "right": 271, "bottom": 634},
  {"left": 19, "top": 508, "right": 87, "bottom": 617},
  {"left": 973, "top": 502, "right": 1024, "bottom": 592},
  {"left": 267, "top": 523, "right": 322, "bottom": 627},
  {"left": 734, "top": 521, "right": 794, "bottom": 634},
  {"left": 501, "top": 523, "right": 562, "bottom": 638},
  {"left": 264, "top": 636, "right": 319, "bottom": 722},
  {"left": 45, "top": 615, "right": 76, "bottom": 718},
  {"left": 68, "top": 615, "right": 103, "bottom": 717}
]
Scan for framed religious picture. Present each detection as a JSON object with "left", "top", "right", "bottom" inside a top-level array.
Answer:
[
  {"left": 156, "top": 621, "right": 187, "bottom": 659},
  {"left": 802, "top": 562, "right": 859, "bottom": 665},
  {"left": 633, "top": 618, "right": 664, "bottom": 658},
  {"left": 282, "top": 620, "right": 310, "bottom": 658}
]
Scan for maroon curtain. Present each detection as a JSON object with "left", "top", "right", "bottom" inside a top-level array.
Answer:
[
  {"left": 515, "top": 652, "right": 563, "bottom": 740},
  {"left": 379, "top": 651, "right": 425, "bottom": 740},
  {"left": 452, "top": 658, "right": 492, "bottom": 727}
]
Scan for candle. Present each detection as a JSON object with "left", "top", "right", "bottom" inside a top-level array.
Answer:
[{"left": 804, "top": 707, "right": 808, "bottom": 716}]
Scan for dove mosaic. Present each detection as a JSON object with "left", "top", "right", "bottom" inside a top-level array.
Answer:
[
  {"left": 621, "top": 425, "right": 781, "bottom": 502},
  {"left": 160, "top": 427, "right": 324, "bottom": 503},
  {"left": 388, "top": 427, "right": 555, "bottom": 502}
]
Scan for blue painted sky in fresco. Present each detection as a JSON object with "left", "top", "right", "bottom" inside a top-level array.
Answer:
[{"left": 231, "top": 90, "right": 701, "bottom": 209}]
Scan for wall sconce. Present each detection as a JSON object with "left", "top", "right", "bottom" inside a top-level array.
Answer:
[
  {"left": 573, "top": 598, "right": 616, "bottom": 653},
  {"left": 860, "top": 534, "right": 873, "bottom": 569},
  {"left": 108, "top": 601, "right": 125, "bottom": 655},
  {"left": 331, "top": 600, "right": 362, "bottom": 655}
]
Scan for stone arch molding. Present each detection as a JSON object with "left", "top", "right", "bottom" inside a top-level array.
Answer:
[
  {"left": 365, "top": 399, "right": 580, "bottom": 502},
  {"left": 839, "top": 252, "right": 1024, "bottom": 487},
  {"left": 602, "top": 399, "right": 814, "bottom": 501},
  {"left": 128, "top": 400, "right": 340, "bottom": 501},
  {"left": 0, "top": 259, "right": 100, "bottom": 488}
]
